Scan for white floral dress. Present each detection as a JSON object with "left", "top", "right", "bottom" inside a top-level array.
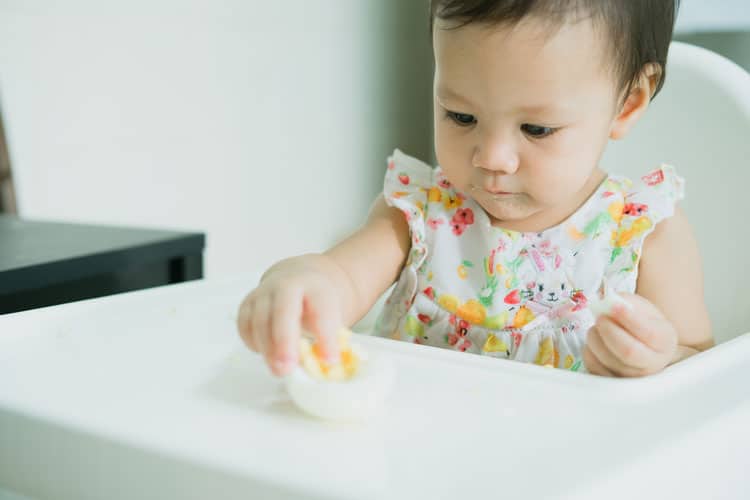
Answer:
[{"left": 373, "top": 149, "right": 685, "bottom": 371}]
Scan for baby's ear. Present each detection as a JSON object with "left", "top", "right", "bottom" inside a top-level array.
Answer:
[{"left": 609, "top": 63, "right": 662, "bottom": 140}]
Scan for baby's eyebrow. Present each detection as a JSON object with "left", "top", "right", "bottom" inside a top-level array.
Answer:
[
  {"left": 519, "top": 103, "right": 564, "bottom": 114},
  {"left": 438, "top": 87, "right": 575, "bottom": 118},
  {"left": 436, "top": 87, "right": 475, "bottom": 107}
]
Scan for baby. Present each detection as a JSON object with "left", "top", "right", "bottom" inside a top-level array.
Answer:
[{"left": 237, "top": 0, "right": 714, "bottom": 377}]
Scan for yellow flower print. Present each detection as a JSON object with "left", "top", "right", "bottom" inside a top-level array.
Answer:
[
  {"left": 428, "top": 186, "right": 442, "bottom": 203},
  {"left": 457, "top": 260, "right": 473, "bottom": 280},
  {"left": 567, "top": 225, "right": 585, "bottom": 241},
  {"left": 512, "top": 305, "right": 535, "bottom": 329},
  {"left": 496, "top": 263, "right": 505, "bottom": 275},
  {"left": 443, "top": 194, "right": 463, "bottom": 210},
  {"left": 534, "top": 337, "right": 559, "bottom": 367},
  {"left": 502, "top": 229, "right": 519, "bottom": 240},
  {"left": 616, "top": 216, "right": 652, "bottom": 247},
  {"left": 438, "top": 294, "right": 459, "bottom": 313},
  {"left": 608, "top": 201, "right": 624, "bottom": 224},
  {"left": 413, "top": 201, "right": 425, "bottom": 220},
  {"left": 483, "top": 311, "right": 508, "bottom": 330},
  {"left": 564, "top": 354, "right": 575, "bottom": 369},
  {"left": 456, "top": 299, "right": 487, "bottom": 325},
  {"left": 391, "top": 191, "right": 409, "bottom": 199},
  {"left": 482, "top": 334, "right": 509, "bottom": 354},
  {"left": 457, "top": 265, "right": 468, "bottom": 280}
]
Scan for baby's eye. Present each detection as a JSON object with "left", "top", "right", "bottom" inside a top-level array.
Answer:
[
  {"left": 521, "top": 124, "right": 557, "bottom": 138},
  {"left": 446, "top": 111, "right": 477, "bottom": 126}
]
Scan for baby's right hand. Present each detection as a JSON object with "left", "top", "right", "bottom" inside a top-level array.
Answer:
[{"left": 236, "top": 258, "right": 343, "bottom": 377}]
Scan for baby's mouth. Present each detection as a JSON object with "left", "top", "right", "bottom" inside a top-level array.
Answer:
[{"left": 469, "top": 183, "right": 517, "bottom": 197}]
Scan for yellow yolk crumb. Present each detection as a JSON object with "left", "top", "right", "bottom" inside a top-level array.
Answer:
[{"left": 299, "top": 328, "right": 360, "bottom": 381}]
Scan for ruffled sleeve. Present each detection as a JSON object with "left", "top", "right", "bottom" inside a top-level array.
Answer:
[
  {"left": 383, "top": 149, "right": 434, "bottom": 269},
  {"left": 606, "top": 164, "right": 685, "bottom": 292}
]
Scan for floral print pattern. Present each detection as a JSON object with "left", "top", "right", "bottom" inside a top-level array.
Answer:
[{"left": 374, "top": 149, "right": 685, "bottom": 371}]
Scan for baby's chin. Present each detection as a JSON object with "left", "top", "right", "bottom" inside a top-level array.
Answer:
[{"left": 475, "top": 194, "right": 540, "bottom": 230}]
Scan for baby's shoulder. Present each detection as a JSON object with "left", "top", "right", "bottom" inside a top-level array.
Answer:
[
  {"left": 383, "top": 149, "right": 460, "bottom": 214},
  {"left": 610, "top": 164, "right": 685, "bottom": 226},
  {"left": 617, "top": 164, "right": 684, "bottom": 205}
]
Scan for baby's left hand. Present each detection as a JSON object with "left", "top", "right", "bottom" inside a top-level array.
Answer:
[{"left": 583, "top": 293, "right": 678, "bottom": 377}]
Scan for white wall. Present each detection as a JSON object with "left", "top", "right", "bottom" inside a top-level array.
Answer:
[
  {"left": 0, "top": 0, "right": 433, "bottom": 278},
  {"left": 675, "top": 0, "right": 750, "bottom": 34}
]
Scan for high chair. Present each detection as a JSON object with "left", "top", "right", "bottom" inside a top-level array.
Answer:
[{"left": 601, "top": 41, "right": 750, "bottom": 344}]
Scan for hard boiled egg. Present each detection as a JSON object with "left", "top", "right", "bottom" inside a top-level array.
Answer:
[{"left": 285, "top": 328, "right": 395, "bottom": 421}]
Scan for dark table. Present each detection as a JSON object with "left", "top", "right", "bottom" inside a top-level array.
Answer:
[{"left": 0, "top": 215, "right": 205, "bottom": 314}]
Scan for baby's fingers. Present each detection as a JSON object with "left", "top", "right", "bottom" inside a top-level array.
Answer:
[
  {"left": 302, "top": 290, "right": 341, "bottom": 363},
  {"left": 587, "top": 321, "right": 652, "bottom": 377},
  {"left": 250, "top": 293, "right": 275, "bottom": 365},
  {"left": 608, "top": 293, "right": 676, "bottom": 354},
  {"left": 268, "top": 286, "right": 304, "bottom": 376},
  {"left": 237, "top": 291, "right": 259, "bottom": 352},
  {"left": 582, "top": 343, "right": 616, "bottom": 377}
]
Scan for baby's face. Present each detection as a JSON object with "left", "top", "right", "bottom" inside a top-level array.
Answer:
[{"left": 433, "top": 17, "right": 621, "bottom": 232}]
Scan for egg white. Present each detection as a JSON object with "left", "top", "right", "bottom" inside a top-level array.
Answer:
[{"left": 285, "top": 344, "right": 395, "bottom": 421}]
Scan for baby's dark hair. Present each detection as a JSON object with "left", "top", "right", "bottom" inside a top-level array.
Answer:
[{"left": 430, "top": 0, "right": 679, "bottom": 101}]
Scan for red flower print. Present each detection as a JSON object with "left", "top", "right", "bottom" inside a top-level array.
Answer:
[
  {"left": 427, "top": 217, "right": 445, "bottom": 230},
  {"left": 456, "top": 319, "right": 469, "bottom": 335},
  {"left": 642, "top": 170, "right": 664, "bottom": 186},
  {"left": 571, "top": 290, "right": 587, "bottom": 312},
  {"left": 448, "top": 319, "right": 472, "bottom": 351},
  {"left": 438, "top": 178, "right": 451, "bottom": 189},
  {"left": 623, "top": 203, "right": 648, "bottom": 216},
  {"left": 417, "top": 313, "right": 431, "bottom": 324},
  {"left": 388, "top": 160, "right": 395, "bottom": 170},
  {"left": 423, "top": 286, "right": 435, "bottom": 299},
  {"left": 452, "top": 222, "right": 466, "bottom": 236},
  {"left": 511, "top": 331, "right": 523, "bottom": 349},
  {"left": 398, "top": 173, "right": 410, "bottom": 185},
  {"left": 504, "top": 289, "right": 521, "bottom": 305},
  {"left": 456, "top": 339, "right": 472, "bottom": 352},
  {"left": 452, "top": 208, "right": 475, "bottom": 225}
]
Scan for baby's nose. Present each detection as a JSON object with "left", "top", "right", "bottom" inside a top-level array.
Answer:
[{"left": 472, "top": 133, "right": 519, "bottom": 174}]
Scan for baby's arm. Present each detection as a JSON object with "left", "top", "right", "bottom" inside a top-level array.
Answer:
[
  {"left": 583, "top": 206, "right": 714, "bottom": 377},
  {"left": 635, "top": 206, "right": 714, "bottom": 358},
  {"left": 236, "top": 195, "right": 410, "bottom": 376}
]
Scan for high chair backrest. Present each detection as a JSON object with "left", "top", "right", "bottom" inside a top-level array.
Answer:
[{"left": 600, "top": 41, "right": 750, "bottom": 344}]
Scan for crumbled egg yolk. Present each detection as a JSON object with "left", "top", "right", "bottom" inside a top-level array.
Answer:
[{"left": 299, "top": 328, "right": 360, "bottom": 381}]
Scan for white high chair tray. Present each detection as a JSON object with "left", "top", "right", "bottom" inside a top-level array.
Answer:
[{"left": 1, "top": 275, "right": 748, "bottom": 500}]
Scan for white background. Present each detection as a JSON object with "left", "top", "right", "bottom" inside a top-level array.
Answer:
[{"left": 0, "top": 0, "right": 433, "bottom": 278}]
